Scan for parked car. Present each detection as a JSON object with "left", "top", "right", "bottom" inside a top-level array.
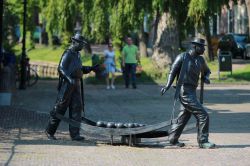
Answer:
[{"left": 218, "top": 33, "right": 249, "bottom": 59}]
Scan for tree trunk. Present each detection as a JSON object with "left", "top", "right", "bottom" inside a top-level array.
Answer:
[
  {"left": 152, "top": 12, "right": 180, "bottom": 69},
  {"left": 204, "top": 15, "right": 214, "bottom": 61},
  {"left": 138, "top": 25, "right": 148, "bottom": 57},
  {"left": 153, "top": 8, "right": 160, "bottom": 45},
  {"left": 246, "top": 0, "right": 250, "bottom": 37}
]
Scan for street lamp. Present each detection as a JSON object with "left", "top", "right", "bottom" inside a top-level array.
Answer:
[
  {"left": 19, "top": 0, "right": 27, "bottom": 89},
  {"left": 0, "top": 0, "right": 3, "bottom": 67}
]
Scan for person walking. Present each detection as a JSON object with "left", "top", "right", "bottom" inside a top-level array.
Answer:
[
  {"left": 104, "top": 43, "right": 116, "bottom": 90},
  {"left": 45, "top": 33, "right": 98, "bottom": 141},
  {"left": 122, "top": 37, "right": 140, "bottom": 89},
  {"left": 161, "top": 38, "right": 216, "bottom": 149}
]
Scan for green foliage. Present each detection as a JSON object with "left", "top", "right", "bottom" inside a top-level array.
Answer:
[
  {"left": 22, "top": 45, "right": 250, "bottom": 84},
  {"left": 3, "top": 0, "right": 22, "bottom": 51},
  {"left": 60, "top": 32, "right": 71, "bottom": 49},
  {"left": 3, "top": 0, "right": 238, "bottom": 53},
  {"left": 91, "top": 0, "right": 109, "bottom": 43},
  {"left": 27, "top": 46, "right": 64, "bottom": 63},
  {"left": 108, "top": 0, "right": 153, "bottom": 43},
  {"left": 26, "top": 0, "right": 40, "bottom": 32},
  {"left": 109, "top": 0, "right": 132, "bottom": 41},
  {"left": 45, "top": 0, "right": 61, "bottom": 38},
  {"left": 61, "top": 0, "right": 78, "bottom": 33},
  {"left": 188, "top": 0, "right": 226, "bottom": 28},
  {"left": 217, "top": 64, "right": 250, "bottom": 83},
  {"left": 152, "top": 0, "right": 163, "bottom": 11},
  {"left": 82, "top": 0, "right": 93, "bottom": 39},
  {"left": 45, "top": 0, "right": 86, "bottom": 45},
  {"left": 188, "top": 0, "right": 208, "bottom": 27}
]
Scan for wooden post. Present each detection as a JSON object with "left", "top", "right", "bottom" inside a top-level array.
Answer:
[{"left": 200, "top": 72, "right": 204, "bottom": 104}]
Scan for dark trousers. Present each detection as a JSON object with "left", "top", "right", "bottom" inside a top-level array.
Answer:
[
  {"left": 46, "top": 80, "right": 83, "bottom": 138},
  {"left": 168, "top": 86, "right": 209, "bottom": 144},
  {"left": 124, "top": 63, "right": 137, "bottom": 88}
]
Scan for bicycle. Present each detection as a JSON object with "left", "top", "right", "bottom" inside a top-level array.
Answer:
[
  {"left": 16, "top": 58, "right": 39, "bottom": 88},
  {"left": 26, "top": 66, "right": 39, "bottom": 87}
]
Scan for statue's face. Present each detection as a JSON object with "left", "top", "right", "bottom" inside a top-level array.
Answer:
[
  {"left": 195, "top": 45, "right": 205, "bottom": 55},
  {"left": 73, "top": 41, "right": 84, "bottom": 51}
]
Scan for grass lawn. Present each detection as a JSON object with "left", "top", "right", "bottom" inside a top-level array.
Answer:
[
  {"left": 27, "top": 45, "right": 93, "bottom": 65},
  {"left": 28, "top": 46, "right": 64, "bottom": 63},
  {"left": 216, "top": 64, "right": 250, "bottom": 83},
  {"left": 16, "top": 45, "right": 250, "bottom": 84},
  {"left": 207, "top": 58, "right": 250, "bottom": 84}
]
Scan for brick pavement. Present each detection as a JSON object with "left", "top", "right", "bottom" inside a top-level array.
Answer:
[{"left": 0, "top": 81, "right": 250, "bottom": 166}]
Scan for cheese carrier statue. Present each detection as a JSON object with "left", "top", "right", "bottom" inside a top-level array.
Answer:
[
  {"left": 161, "top": 38, "right": 216, "bottom": 149},
  {"left": 45, "top": 33, "right": 98, "bottom": 141}
]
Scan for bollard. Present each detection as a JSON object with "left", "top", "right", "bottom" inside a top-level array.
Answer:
[{"left": 0, "top": 66, "right": 13, "bottom": 105}]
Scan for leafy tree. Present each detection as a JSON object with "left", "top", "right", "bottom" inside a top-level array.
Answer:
[
  {"left": 188, "top": 0, "right": 225, "bottom": 61},
  {"left": 82, "top": 0, "right": 93, "bottom": 40},
  {"left": 45, "top": 0, "right": 84, "bottom": 47},
  {"left": 59, "top": 0, "right": 79, "bottom": 47},
  {"left": 91, "top": 0, "right": 109, "bottom": 43},
  {"left": 45, "top": 0, "right": 61, "bottom": 44},
  {"left": 108, "top": 0, "right": 154, "bottom": 56},
  {"left": 2, "top": 0, "right": 22, "bottom": 51},
  {"left": 109, "top": 0, "right": 135, "bottom": 44},
  {"left": 151, "top": 0, "right": 182, "bottom": 68},
  {"left": 245, "top": 0, "right": 250, "bottom": 37}
]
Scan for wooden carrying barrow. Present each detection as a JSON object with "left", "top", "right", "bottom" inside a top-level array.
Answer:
[
  {"left": 55, "top": 113, "right": 173, "bottom": 146},
  {"left": 56, "top": 113, "right": 195, "bottom": 146}
]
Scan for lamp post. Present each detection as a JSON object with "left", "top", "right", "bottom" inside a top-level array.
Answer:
[
  {"left": 19, "top": 0, "right": 27, "bottom": 89},
  {"left": 0, "top": 0, "right": 3, "bottom": 67}
]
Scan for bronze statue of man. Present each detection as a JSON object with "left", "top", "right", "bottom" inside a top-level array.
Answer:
[
  {"left": 161, "top": 38, "right": 215, "bottom": 149},
  {"left": 45, "top": 33, "right": 98, "bottom": 141}
]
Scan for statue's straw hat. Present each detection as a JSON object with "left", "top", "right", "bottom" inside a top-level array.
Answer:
[{"left": 191, "top": 38, "right": 206, "bottom": 46}]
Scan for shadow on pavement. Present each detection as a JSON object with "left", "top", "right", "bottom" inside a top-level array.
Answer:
[
  {"left": 0, "top": 127, "right": 95, "bottom": 166},
  {"left": 0, "top": 107, "right": 96, "bottom": 144},
  {"left": 204, "top": 89, "right": 250, "bottom": 105},
  {"left": 217, "top": 144, "right": 250, "bottom": 148},
  {"left": 209, "top": 110, "right": 250, "bottom": 134}
]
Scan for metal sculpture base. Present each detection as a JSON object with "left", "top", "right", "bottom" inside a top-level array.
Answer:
[{"left": 121, "top": 136, "right": 141, "bottom": 146}]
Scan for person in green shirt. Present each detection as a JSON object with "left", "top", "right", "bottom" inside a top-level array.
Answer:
[{"left": 122, "top": 37, "right": 140, "bottom": 89}]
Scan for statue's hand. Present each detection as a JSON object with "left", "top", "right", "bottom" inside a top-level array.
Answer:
[
  {"left": 161, "top": 86, "right": 168, "bottom": 96},
  {"left": 91, "top": 64, "right": 99, "bottom": 72},
  {"left": 66, "top": 77, "right": 75, "bottom": 85},
  {"left": 204, "top": 76, "right": 210, "bottom": 84},
  {"left": 69, "top": 78, "right": 75, "bottom": 85}
]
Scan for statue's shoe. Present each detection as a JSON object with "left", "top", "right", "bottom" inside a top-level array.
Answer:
[
  {"left": 45, "top": 130, "right": 57, "bottom": 140},
  {"left": 71, "top": 135, "right": 85, "bottom": 141},
  {"left": 169, "top": 141, "right": 185, "bottom": 147},
  {"left": 199, "top": 142, "right": 216, "bottom": 149}
]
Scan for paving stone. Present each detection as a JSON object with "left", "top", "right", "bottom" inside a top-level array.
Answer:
[{"left": 0, "top": 81, "right": 250, "bottom": 165}]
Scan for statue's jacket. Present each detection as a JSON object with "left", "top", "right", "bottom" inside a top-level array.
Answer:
[
  {"left": 165, "top": 52, "right": 211, "bottom": 110},
  {"left": 57, "top": 49, "right": 92, "bottom": 101},
  {"left": 166, "top": 52, "right": 211, "bottom": 90}
]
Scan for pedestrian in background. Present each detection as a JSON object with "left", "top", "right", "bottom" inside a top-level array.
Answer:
[
  {"left": 122, "top": 37, "right": 140, "bottom": 89},
  {"left": 104, "top": 43, "right": 116, "bottom": 90}
]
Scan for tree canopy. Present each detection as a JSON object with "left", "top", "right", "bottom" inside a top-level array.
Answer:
[{"left": 2, "top": 0, "right": 246, "bottom": 62}]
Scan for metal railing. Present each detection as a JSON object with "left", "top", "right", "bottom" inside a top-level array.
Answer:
[{"left": 30, "top": 62, "right": 58, "bottom": 78}]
